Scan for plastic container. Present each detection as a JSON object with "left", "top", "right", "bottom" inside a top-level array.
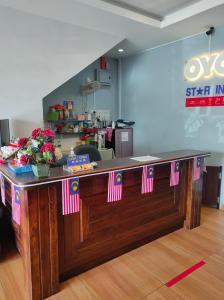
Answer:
[
  {"left": 47, "top": 111, "right": 59, "bottom": 121},
  {"left": 8, "top": 163, "right": 33, "bottom": 174}
]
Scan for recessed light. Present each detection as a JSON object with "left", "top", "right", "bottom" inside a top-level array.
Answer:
[{"left": 118, "top": 48, "right": 124, "bottom": 53}]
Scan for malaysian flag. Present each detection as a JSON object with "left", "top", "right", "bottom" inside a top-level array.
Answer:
[
  {"left": 0, "top": 174, "right": 6, "bottom": 206},
  {"left": 170, "top": 160, "right": 180, "bottom": 187},
  {"left": 62, "top": 178, "right": 80, "bottom": 215},
  {"left": 203, "top": 158, "right": 207, "bottom": 173},
  {"left": 141, "top": 165, "right": 154, "bottom": 194},
  {"left": 11, "top": 184, "right": 21, "bottom": 225},
  {"left": 193, "top": 157, "right": 202, "bottom": 181},
  {"left": 107, "top": 171, "right": 122, "bottom": 202}
]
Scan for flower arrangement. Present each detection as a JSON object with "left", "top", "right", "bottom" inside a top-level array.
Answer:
[
  {"left": 50, "top": 104, "right": 65, "bottom": 111},
  {"left": 17, "top": 128, "right": 56, "bottom": 166}
]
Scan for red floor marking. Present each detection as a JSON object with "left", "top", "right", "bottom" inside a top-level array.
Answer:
[{"left": 166, "top": 260, "right": 206, "bottom": 287}]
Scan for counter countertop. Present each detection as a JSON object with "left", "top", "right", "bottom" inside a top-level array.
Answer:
[{"left": 0, "top": 149, "right": 210, "bottom": 187}]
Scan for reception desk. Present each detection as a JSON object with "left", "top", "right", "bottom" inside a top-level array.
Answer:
[{"left": 0, "top": 149, "right": 210, "bottom": 300}]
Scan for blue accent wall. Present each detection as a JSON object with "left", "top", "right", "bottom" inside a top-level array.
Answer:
[
  {"left": 43, "top": 58, "right": 118, "bottom": 121},
  {"left": 121, "top": 25, "right": 224, "bottom": 206}
]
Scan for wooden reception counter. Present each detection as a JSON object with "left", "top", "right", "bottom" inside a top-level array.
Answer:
[{"left": 0, "top": 149, "right": 210, "bottom": 300}]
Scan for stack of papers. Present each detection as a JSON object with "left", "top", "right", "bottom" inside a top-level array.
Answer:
[{"left": 130, "top": 156, "right": 160, "bottom": 162}]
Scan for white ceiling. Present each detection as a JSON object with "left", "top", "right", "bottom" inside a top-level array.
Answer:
[
  {"left": 104, "top": 0, "right": 200, "bottom": 19},
  {"left": 1, "top": 0, "right": 224, "bottom": 58}
]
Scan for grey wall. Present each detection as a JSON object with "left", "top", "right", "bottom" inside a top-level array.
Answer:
[
  {"left": 43, "top": 58, "right": 119, "bottom": 121},
  {"left": 121, "top": 25, "right": 224, "bottom": 207}
]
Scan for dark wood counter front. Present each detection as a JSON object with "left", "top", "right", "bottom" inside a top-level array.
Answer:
[{"left": 0, "top": 150, "right": 210, "bottom": 300}]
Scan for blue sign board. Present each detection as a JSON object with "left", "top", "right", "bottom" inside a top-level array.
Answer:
[{"left": 67, "top": 154, "right": 90, "bottom": 167}]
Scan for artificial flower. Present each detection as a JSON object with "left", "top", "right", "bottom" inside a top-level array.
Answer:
[
  {"left": 17, "top": 137, "right": 28, "bottom": 148},
  {"left": 20, "top": 154, "right": 29, "bottom": 166},
  {"left": 31, "top": 128, "right": 43, "bottom": 139},
  {"left": 40, "top": 143, "right": 55, "bottom": 153},
  {"left": 43, "top": 129, "right": 55, "bottom": 138},
  {"left": 48, "top": 157, "right": 56, "bottom": 164}
]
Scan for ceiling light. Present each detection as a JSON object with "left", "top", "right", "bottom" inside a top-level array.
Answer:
[{"left": 118, "top": 48, "right": 124, "bottom": 53}]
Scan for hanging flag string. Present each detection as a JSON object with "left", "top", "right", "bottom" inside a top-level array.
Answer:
[
  {"left": 203, "top": 158, "right": 207, "bottom": 173},
  {"left": 107, "top": 171, "right": 123, "bottom": 202},
  {"left": 62, "top": 178, "right": 80, "bottom": 215},
  {"left": 193, "top": 157, "right": 202, "bottom": 181},
  {"left": 0, "top": 173, "right": 6, "bottom": 206},
  {"left": 141, "top": 165, "right": 154, "bottom": 194},
  {"left": 170, "top": 161, "right": 180, "bottom": 187},
  {"left": 11, "top": 184, "right": 21, "bottom": 225}
]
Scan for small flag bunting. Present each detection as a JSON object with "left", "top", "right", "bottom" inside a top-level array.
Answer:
[
  {"left": 11, "top": 184, "right": 21, "bottom": 225},
  {"left": 193, "top": 157, "right": 202, "bottom": 181},
  {"left": 141, "top": 165, "right": 154, "bottom": 194},
  {"left": 170, "top": 160, "right": 180, "bottom": 187},
  {"left": 62, "top": 178, "right": 80, "bottom": 215},
  {"left": 107, "top": 171, "right": 123, "bottom": 202},
  {"left": 0, "top": 174, "right": 6, "bottom": 206},
  {"left": 202, "top": 158, "right": 207, "bottom": 173}
]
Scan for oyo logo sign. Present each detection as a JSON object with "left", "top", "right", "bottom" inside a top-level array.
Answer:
[{"left": 184, "top": 51, "right": 224, "bottom": 82}]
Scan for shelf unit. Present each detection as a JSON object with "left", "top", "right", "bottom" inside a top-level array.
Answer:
[{"left": 44, "top": 119, "right": 94, "bottom": 136}]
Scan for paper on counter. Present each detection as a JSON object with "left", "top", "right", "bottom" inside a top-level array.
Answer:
[{"left": 130, "top": 156, "right": 160, "bottom": 162}]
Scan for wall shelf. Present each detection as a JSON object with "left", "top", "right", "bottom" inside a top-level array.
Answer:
[
  {"left": 55, "top": 132, "right": 83, "bottom": 135},
  {"left": 80, "top": 81, "right": 101, "bottom": 96},
  {"left": 45, "top": 120, "right": 91, "bottom": 123}
]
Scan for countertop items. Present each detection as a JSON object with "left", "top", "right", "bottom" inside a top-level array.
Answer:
[{"left": 0, "top": 149, "right": 209, "bottom": 187}]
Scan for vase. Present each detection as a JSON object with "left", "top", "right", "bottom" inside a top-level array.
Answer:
[{"left": 31, "top": 164, "right": 50, "bottom": 178}]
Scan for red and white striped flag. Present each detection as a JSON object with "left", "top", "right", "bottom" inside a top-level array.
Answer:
[
  {"left": 141, "top": 165, "right": 154, "bottom": 194},
  {"left": 107, "top": 171, "right": 122, "bottom": 202},
  {"left": 0, "top": 174, "right": 6, "bottom": 206},
  {"left": 62, "top": 178, "right": 80, "bottom": 215},
  {"left": 193, "top": 157, "right": 202, "bottom": 181},
  {"left": 170, "top": 161, "right": 180, "bottom": 187},
  {"left": 11, "top": 184, "right": 21, "bottom": 225}
]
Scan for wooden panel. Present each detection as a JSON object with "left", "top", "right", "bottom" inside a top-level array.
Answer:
[
  {"left": 203, "top": 166, "right": 222, "bottom": 208},
  {"left": 185, "top": 159, "right": 203, "bottom": 229},
  {"left": 6, "top": 183, "right": 60, "bottom": 300},
  {"left": 58, "top": 163, "right": 185, "bottom": 280}
]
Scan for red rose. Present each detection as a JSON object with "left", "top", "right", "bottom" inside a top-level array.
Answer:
[
  {"left": 18, "top": 137, "right": 28, "bottom": 148},
  {"left": 31, "top": 128, "right": 43, "bottom": 139},
  {"left": 40, "top": 143, "right": 55, "bottom": 153},
  {"left": 43, "top": 129, "right": 55, "bottom": 138},
  {"left": 48, "top": 156, "right": 56, "bottom": 164},
  {"left": 20, "top": 155, "right": 29, "bottom": 166}
]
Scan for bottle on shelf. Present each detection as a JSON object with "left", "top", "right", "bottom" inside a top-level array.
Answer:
[{"left": 67, "top": 147, "right": 76, "bottom": 165}]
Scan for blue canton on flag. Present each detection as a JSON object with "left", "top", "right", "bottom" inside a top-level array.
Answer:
[
  {"left": 197, "top": 157, "right": 201, "bottom": 168},
  {"left": 147, "top": 166, "right": 154, "bottom": 178},
  {"left": 11, "top": 185, "right": 21, "bottom": 225},
  {"left": 114, "top": 171, "right": 122, "bottom": 186},
  {"left": 175, "top": 161, "right": 180, "bottom": 172},
  {"left": 15, "top": 188, "right": 21, "bottom": 204},
  {"left": 70, "top": 178, "right": 80, "bottom": 195}
]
